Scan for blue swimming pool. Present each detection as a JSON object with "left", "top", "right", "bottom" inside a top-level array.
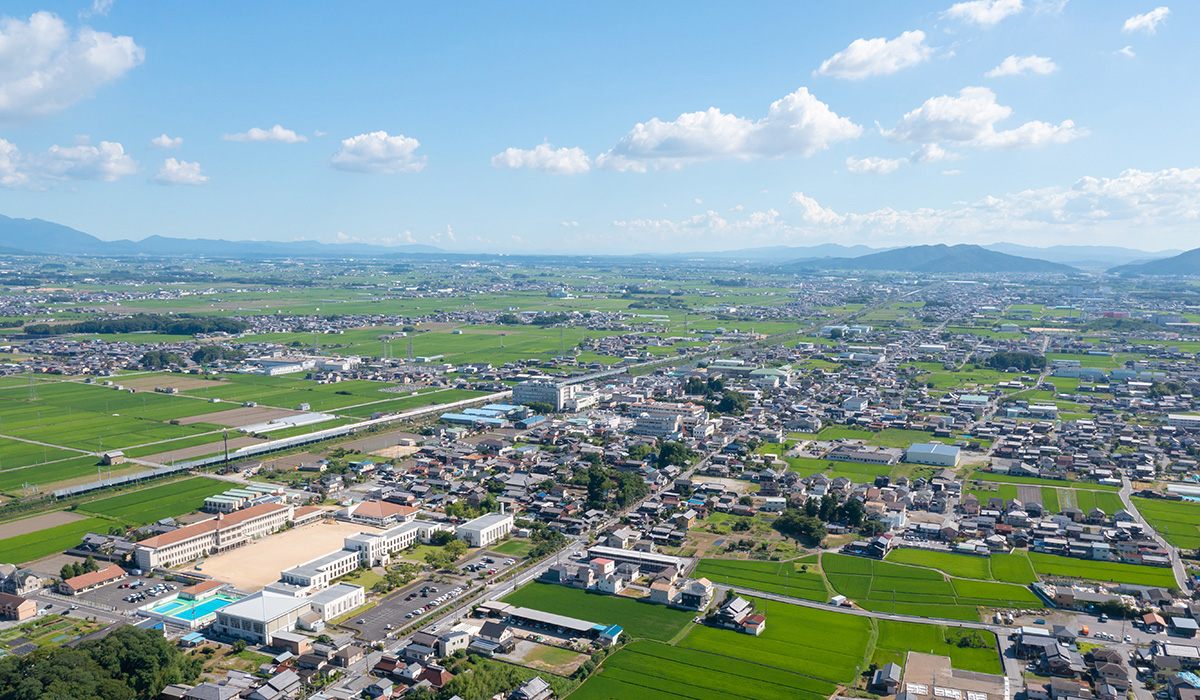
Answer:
[{"left": 147, "top": 594, "right": 236, "bottom": 622}]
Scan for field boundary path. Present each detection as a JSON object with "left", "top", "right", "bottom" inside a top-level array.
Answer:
[
  {"left": 1119, "top": 476, "right": 1187, "bottom": 590},
  {"left": 721, "top": 584, "right": 1025, "bottom": 681}
]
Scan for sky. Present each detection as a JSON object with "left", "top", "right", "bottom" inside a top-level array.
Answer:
[{"left": 0, "top": 1, "right": 1197, "bottom": 254}]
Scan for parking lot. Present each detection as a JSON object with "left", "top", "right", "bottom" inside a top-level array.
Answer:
[
  {"left": 71, "top": 576, "right": 177, "bottom": 613},
  {"left": 341, "top": 551, "right": 525, "bottom": 642},
  {"left": 342, "top": 576, "right": 474, "bottom": 641}
]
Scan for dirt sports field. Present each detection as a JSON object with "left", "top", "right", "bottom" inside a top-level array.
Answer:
[
  {"left": 119, "top": 375, "right": 223, "bottom": 392},
  {"left": 179, "top": 406, "right": 303, "bottom": 427},
  {"left": 0, "top": 511, "right": 85, "bottom": 540},
  {"left": 185, "top": 518, "right": 374, "bottom": 591}
]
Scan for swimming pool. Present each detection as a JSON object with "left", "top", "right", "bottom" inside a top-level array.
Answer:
[{"left": 146, "top": 594, "right": 237, "bottom": 622}]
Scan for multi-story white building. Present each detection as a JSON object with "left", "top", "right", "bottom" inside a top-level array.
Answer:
[
  {"left": 513, "top": 380, "right": 577, "bottom": 411},
  {"left": 630, "top": 400, "right": 708, "bottom": 437},
  {"left": 1169, "top": 414, "right": 1200, "bottom": 430},
  {"left": 457, "top": 513, "right": 514, "bottom": 548},
  {"left": 307, "top": 582, "right": 365, "bottom": 620},
  {"left": 134, "top": 503, "right": 296, "bottom": 570},
  {"left": 279, "top": 548, "right": 360, "bottom": 591}
]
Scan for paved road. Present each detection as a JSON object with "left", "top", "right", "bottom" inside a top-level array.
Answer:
[{"left": 1118, "top": 476, "right": 1187, "bottom": 590}]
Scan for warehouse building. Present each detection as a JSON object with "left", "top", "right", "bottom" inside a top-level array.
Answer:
[
  {"left": 905, "top": 442, "right": 962, "bottom": 468},
  {"left": 457, "top": 513, "right": 514, "bottom": 548}
]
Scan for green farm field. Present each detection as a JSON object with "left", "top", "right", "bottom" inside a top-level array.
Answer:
[
  {"left": 823, "top": 553, "right": 1040, "bottom": 620},
  {"left": 569, "top": 640, "right": 836, "bottom": 700},
  {"left": 502, "top": 583, "right": 693, "bottom": 642},
  {"left": 693, "top": 556, "right": 828, "bottom": 601},
  {"left": 77, "top": 476, "right": 228, "bottom": 525},
  {"left": 679, "top": 596, "right": 871, "bottom": 683},
  {"left": 0, "top": 516, "right": 113, "bottom": 564},
  {"left": 873, "top": 619, "right": 1001, "bottom": 674},
  {"left": 1027, "top": 551, "right": 1177, "bottom": 588},
  {"left": 1132, "top": 497, "right": 1200, "bottom": 550}
]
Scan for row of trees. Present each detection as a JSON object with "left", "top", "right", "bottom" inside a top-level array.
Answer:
[
  {"left": 190, "top": 345, "right": 247, "bottom": 365},
  {"left": 985, "top": 351, "right": 1046, "bottom": 372},
  {"left": 25, "top": 313, "right": 249, "bottom": 337},
  {"left": 61, "top": 555, "right": 101, "bottom": 581}
]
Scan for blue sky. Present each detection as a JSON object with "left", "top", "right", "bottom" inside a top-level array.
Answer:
[{"left": 0, "top": 1, "right": 1196, "bottom": 253}]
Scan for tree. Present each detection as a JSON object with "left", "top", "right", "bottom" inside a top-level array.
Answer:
[
  {"left": 84, "top": 555, "right": 99, "bottom": 573},
  {"left": 586, "top": 464, "right": 611, "bottom": 509},
  {"left": 818, "top": 493, "right": 837, "bottom": 521},
  {"left": 773, "top": 508, "right": 827, "bottom": 544},
  {"left": 429, "top": 530, "right": 456, "bottom": 546},
  {"left": 444, "top": 539, "right": 468, "bottom": 559},
  {"left": 232, "top": 639, "right": 247, "bottom": 653},
  {"left": 738, "top": 495, "right": 753, "bottom": 506},
  {"left": 0, "top": 625, "right": 203, "bottom": 700},
  {"left": 658, "top": 441, "right": 695, "bottom": 467},
  {"left": 837, "top": 498, "right": 865, "bottom": 527},
  {"left": 522, "top": 401, "right": 555, "bottom": 414},
  {"left": 859, "top": 520, "right": 889, "bottom": 537},
  {"left": 716, "top": 390, "right": 750, "bottom": 415}
]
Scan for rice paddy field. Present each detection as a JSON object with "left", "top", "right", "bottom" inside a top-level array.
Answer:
[
  {"left": 1133, "top": 497, "right": 1200, "bottom": 551},
  {"left": 0, "top": 515, "right": 112, "bottom": 563},
  {"left": 693, "top": 556, "right": 829, "bottom": 601},
  {"left": 1027, "top": 551, "right": 1178, "bottom": 588},
  {"left": 77, "top": 476, "right": 228, "bottom": 526},
  {"left": 571, "top": 596, "right": 871, "bottom": 700},
  {"left": 501, "top": 583, "right": 694, "bottom": 643},
  {"left": 823, "top": 553, "right": 1042, "bottom": 620},
  {"left": 872, "top": 620, "right": 1001, "bottom": 674}
]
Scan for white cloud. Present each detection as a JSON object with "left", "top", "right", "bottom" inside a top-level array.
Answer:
[
  {"left": 330, "top": 131, "right": 425, "bottom": 174},
  {"left": 149, "top": 134, "right": 182, "bottom": 149},
  {"left": 81, "top": 0, "right": 113, "bottom": 17},
  {"left": 0, "top": 11, "right": 143, "bottom": 119},
  {"left": 815, "top": 30, "right": 933, "bottom": 80},
  {"left": 942, "top": 0, "right": 1023, "bottom": 25},
  {"left": 37, "top": 140, "right": 137, "bottom": 181},
  {"left": 595, "top": 87, "right": 861, "bottom": 171},
  {"left": 313, "top": 130, "right": 326, "bottom": 137},
  {"left": 911, "top": 142, "right": 953, "bottom": 163},
  {"left": 782, "top": 167, "right": 1200, "bottom": 245},
  {"left": 986, "top": 55, "right": 1058, "bottom": 77},
  {"left": 1116, "top": 45, "right": 1136, "bottom": 58},
  {"left": 0, "top": 137, "right": 139, "bottom": 186},
  {"left": 598, "top": 166, "right": 1200, "bottom": 250},
  {"left": 222, "top": 124, "right": 307, "bottom": 143},
  {"left": 884, "top": 86, "right": 1083, "bottom": 149},
  {"left": 490, "top": 142, "right": 591, "bottom": 174},
  {"left": 154, "top": 158, "right": 208, "bottom": 185},
  {"left": 846, "top": 155, "right": 905, "bottom": 174},
  {"left": 560, "top": 221, "right": 580, "bottom": 227},
  {"left": 0, "top": 139, "right": 28, "bottom": 187},
  {"left": 789, "top": 193, "right": 845, "bottom": 225},
  {"left": 942, "top": 169, "right": 963, "bottom": 175},
  {"left": 1123, "top": 7, "right": 1169, "bottom": 34},
  {"left": 612, "top": 208, "right": 783, "bottom": 236},
  {"left": 694, "top": 198, "right": 703, "bottom": 205}
]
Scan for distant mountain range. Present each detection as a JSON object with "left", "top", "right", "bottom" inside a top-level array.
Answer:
[
  {"left": 1109, "top": 247, "right": 1200, "bottom": 275},
  {"left": 785, "top": 244, "right": 1078, "bottom": 274},
  {"left": 0, "top": 213, "right": 1193, "bottom": 274},
  {"left": 0, "top": 215, "right": 443, "bottom": 258},
  {"left": 981, "top": 243, "right": 1182, "bottom": 269}
]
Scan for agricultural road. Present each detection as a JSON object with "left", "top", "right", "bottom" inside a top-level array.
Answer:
[{"left": 1118, "top": 476, "right": 1187, "bottom": 590}]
